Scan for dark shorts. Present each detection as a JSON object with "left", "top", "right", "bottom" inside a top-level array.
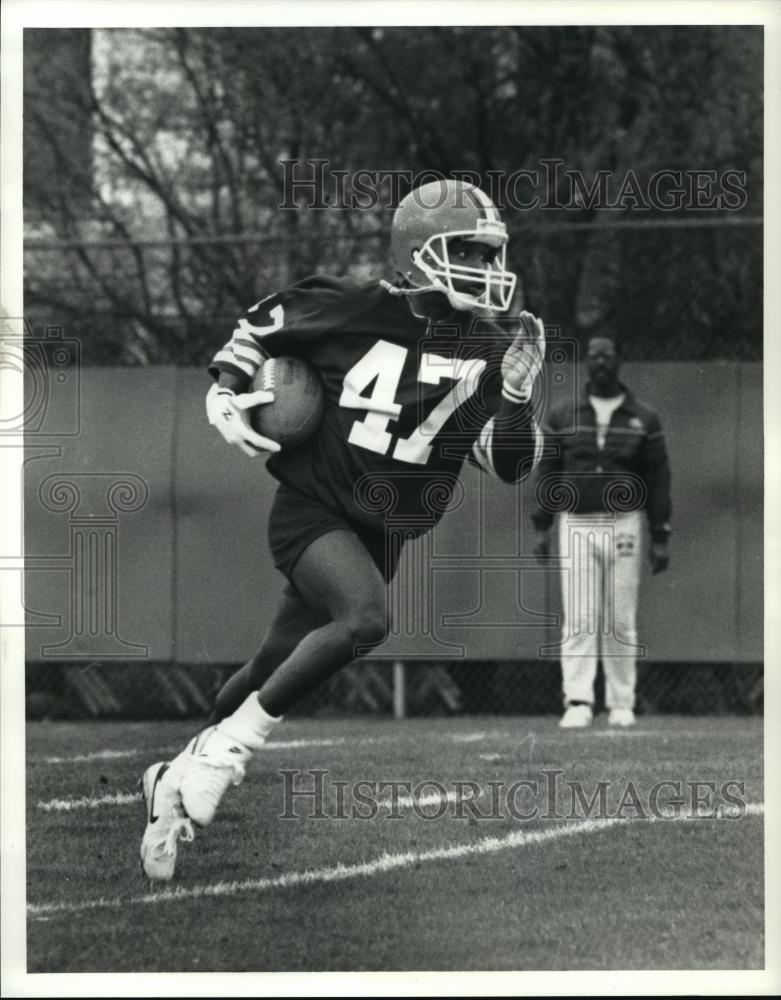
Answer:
[{"left": 267, "top": 483, "right": 404, "bottom": 584}]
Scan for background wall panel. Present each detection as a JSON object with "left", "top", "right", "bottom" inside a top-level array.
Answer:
[
  {"left": 24, "top": 367, "right": 177, "bottom": 663},
  {"left": 24, "top": 362, "right": 763, "bottom": 665}
]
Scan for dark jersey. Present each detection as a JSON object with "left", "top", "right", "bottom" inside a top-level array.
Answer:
[
  {"left": 210, "top": 276, "right": 542, "bottom": 534},
  {"left": 531, "top": 384, "right": 672, "bottom": 541}
]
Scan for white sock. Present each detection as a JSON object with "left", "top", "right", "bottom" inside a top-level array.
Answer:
[{"left": 218, "top": 693, "right": 281, "bottom": 751}]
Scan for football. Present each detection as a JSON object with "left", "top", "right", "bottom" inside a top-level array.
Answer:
[{"left": 249, "top": 356, "right": 325, "bottom": 448}]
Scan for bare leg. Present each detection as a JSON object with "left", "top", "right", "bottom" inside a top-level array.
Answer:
[
  {"left": 207, "top": 586, "right": 327, "bottom": 724},
  {"left": 153, "top": 530, "right": 389, "bottom": 852},
  {"left": 256, "top": 530, "right": 389, "bottom": 717}
]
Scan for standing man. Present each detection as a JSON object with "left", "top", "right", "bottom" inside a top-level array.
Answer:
[{"left": 532, "top": 336, "right": 671, "bottom": 728}]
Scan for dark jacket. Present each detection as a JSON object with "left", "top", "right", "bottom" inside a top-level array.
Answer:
[{"left": 531, "top": 382, "right": 672, "bottom": 542}]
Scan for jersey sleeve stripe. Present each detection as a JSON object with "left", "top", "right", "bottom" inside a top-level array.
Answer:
[
  {"left": 472, "top": 417, "right": 498, "bottom": 476},
  {"left": 212, "top": 349, "right": 257, "bottom": 377},
  {"left": 234, "top": 334, "right": 267, "bottom": 354},
  {"left": 232, "top": 344, "right": 265, "bottom": 366},
  {"left": 533, "top": 422, "right": 545, "bottom": 468},
  {"left": 501, "top": 380, "right": 531, "bottom": 404},
  {"left": 470, "top": 441, "right": 494, "bottom": 475},
  {"left": 473, "top": 416, "right": 543, "bottom": 480}
]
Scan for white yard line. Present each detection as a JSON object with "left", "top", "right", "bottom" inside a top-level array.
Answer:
[
  {"left": 37, "top": 791, "right": 141, "bottom": 812},
  {"left": 33, "top": 736, "right": 381, "bottom": 766},
  {"left": 391, "top": 790, "right": 459, "bottom": 810},
  {"left": 31, "top": 724, "right": 728, "bottom": 766},
  {"left": 36, "top": 785, "right": 460, "bottom": 814},
  {"left": 33, "top": 731, "right": 505, "bottom": 766},
  {"left": 27, "top": 802, "right": 763, "bottom": 919},
  {"left": 35, "top": 747, "right": 182, "bottom": 765}
]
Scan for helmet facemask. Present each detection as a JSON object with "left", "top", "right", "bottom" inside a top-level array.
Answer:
[
  {"left": 385, "top": 180, "right": 518, "bottom": 316},
  {"left": 411, "top": 219, "right": 517, "bottom": 314}
]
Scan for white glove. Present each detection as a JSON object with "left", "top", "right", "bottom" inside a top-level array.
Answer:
[
  {"left": 205, "top": 383, "right": 280, "bottom": 457},
  {"left": 501, "top": 311, "right": 546, "bottom": 404}
]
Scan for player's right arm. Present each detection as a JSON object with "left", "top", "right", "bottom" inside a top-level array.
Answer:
[
  {"left": 206, "top": 295, "right": 287, "bottom": 456},
  {"left": 210, "top": 302, "right": 281, "bottom": 384},
  {"left": 209, "top": 277, "right": 346, "bottom": 385},
  {"left": 207, "top": 279, "right": 345, "bottom": 457}
]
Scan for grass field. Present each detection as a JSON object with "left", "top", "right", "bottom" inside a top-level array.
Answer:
[{"left": 24, "top": 715, "right": 764, "bottom": 973}]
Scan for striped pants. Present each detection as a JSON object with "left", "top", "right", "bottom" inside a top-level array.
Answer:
[{"left": 556, "top": 510, "right": 643, "bottom": 710}]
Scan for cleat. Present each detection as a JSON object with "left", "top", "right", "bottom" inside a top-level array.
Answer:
[
  {"left": 608, "top": 708, "right": 636, "bottom": 727},
  {"left": 140, "top": 762, "right": 194, "bottom": 881},
  {"left": 177, "top": 727, "right": 253, "bottom": 827},
  {"left": 559, "top": 703, "right": 593, "bottom": 729}
]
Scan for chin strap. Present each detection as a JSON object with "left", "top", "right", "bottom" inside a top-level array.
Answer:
[
  {"left": 378, "top": 278, "right": 436, "bottom": 299},
  {"left": 379, "top": 279, "right": 505, "bottom": 320}
]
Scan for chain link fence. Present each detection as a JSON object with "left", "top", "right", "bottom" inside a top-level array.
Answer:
[
  {"left": 24, "top": 217, "right": 761, "bottom": 364},
  {"left": 25, "top": 660, "right": 763, "bottom": 721}
]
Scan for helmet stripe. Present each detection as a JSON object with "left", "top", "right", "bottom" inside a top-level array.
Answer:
[
  {"left": 462, "top": 185, "right": 483, "bottom": 215},
  {"left": 467, "top": 184, "right": 501, "bottom": 223}
]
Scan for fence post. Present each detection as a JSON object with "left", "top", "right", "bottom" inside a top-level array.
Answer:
[{"left": 392, "top": 660, "right": 406, "bottom": 720}]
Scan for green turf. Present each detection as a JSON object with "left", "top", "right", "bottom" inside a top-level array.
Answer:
[{"left": 25, "top": 716, "right": 764, "bottom": 972}]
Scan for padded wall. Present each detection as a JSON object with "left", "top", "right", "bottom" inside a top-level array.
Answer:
[{"left": 24, "top": 363, "right": 762, "bottom": 664}]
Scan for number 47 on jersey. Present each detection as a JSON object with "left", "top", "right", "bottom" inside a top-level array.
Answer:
[{"left": 339, "top": 339, "right": 487, "bottom": 466}]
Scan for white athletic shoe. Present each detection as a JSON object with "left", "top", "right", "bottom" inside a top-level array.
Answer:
[
  {"left": 608, "top": 708, "right": 636, "bottom": 727},
  {"left": 140, "top": 762, "right": 195, "bottom": 881},
  {"left": 177, "top": 726, "right": 253, "bottom": 827},
  {"left": 559, "top": 703, "right": 593, "bottom": 729}
]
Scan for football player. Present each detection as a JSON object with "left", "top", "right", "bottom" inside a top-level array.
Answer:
[{"left": 140, "top": 178, "right": 546, "bottom": 879}]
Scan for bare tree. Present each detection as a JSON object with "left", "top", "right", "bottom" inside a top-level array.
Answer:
[{"left": 23, "top": 26, "right": 761, "bottom": 364}]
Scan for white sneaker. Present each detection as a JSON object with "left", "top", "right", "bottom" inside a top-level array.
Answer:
[
  {"left": 608, "top": 708, "right": 636, "bottom": 727},
  {"left": 140, "top": 762, "right": 195, "bottom": 881},
  {"left": 559, "top": 703, "right": 593, "bottom": 729},
  {"left": 176, "top": 726, "right": 253, "bottom": 827}
]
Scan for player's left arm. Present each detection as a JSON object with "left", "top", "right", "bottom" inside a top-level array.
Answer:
[
  {"left": 471, "top": 311, "right": 545, "bottom": 484},
  {"left": 641, "top": 410, "right": 672, "bottom": 573}
]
